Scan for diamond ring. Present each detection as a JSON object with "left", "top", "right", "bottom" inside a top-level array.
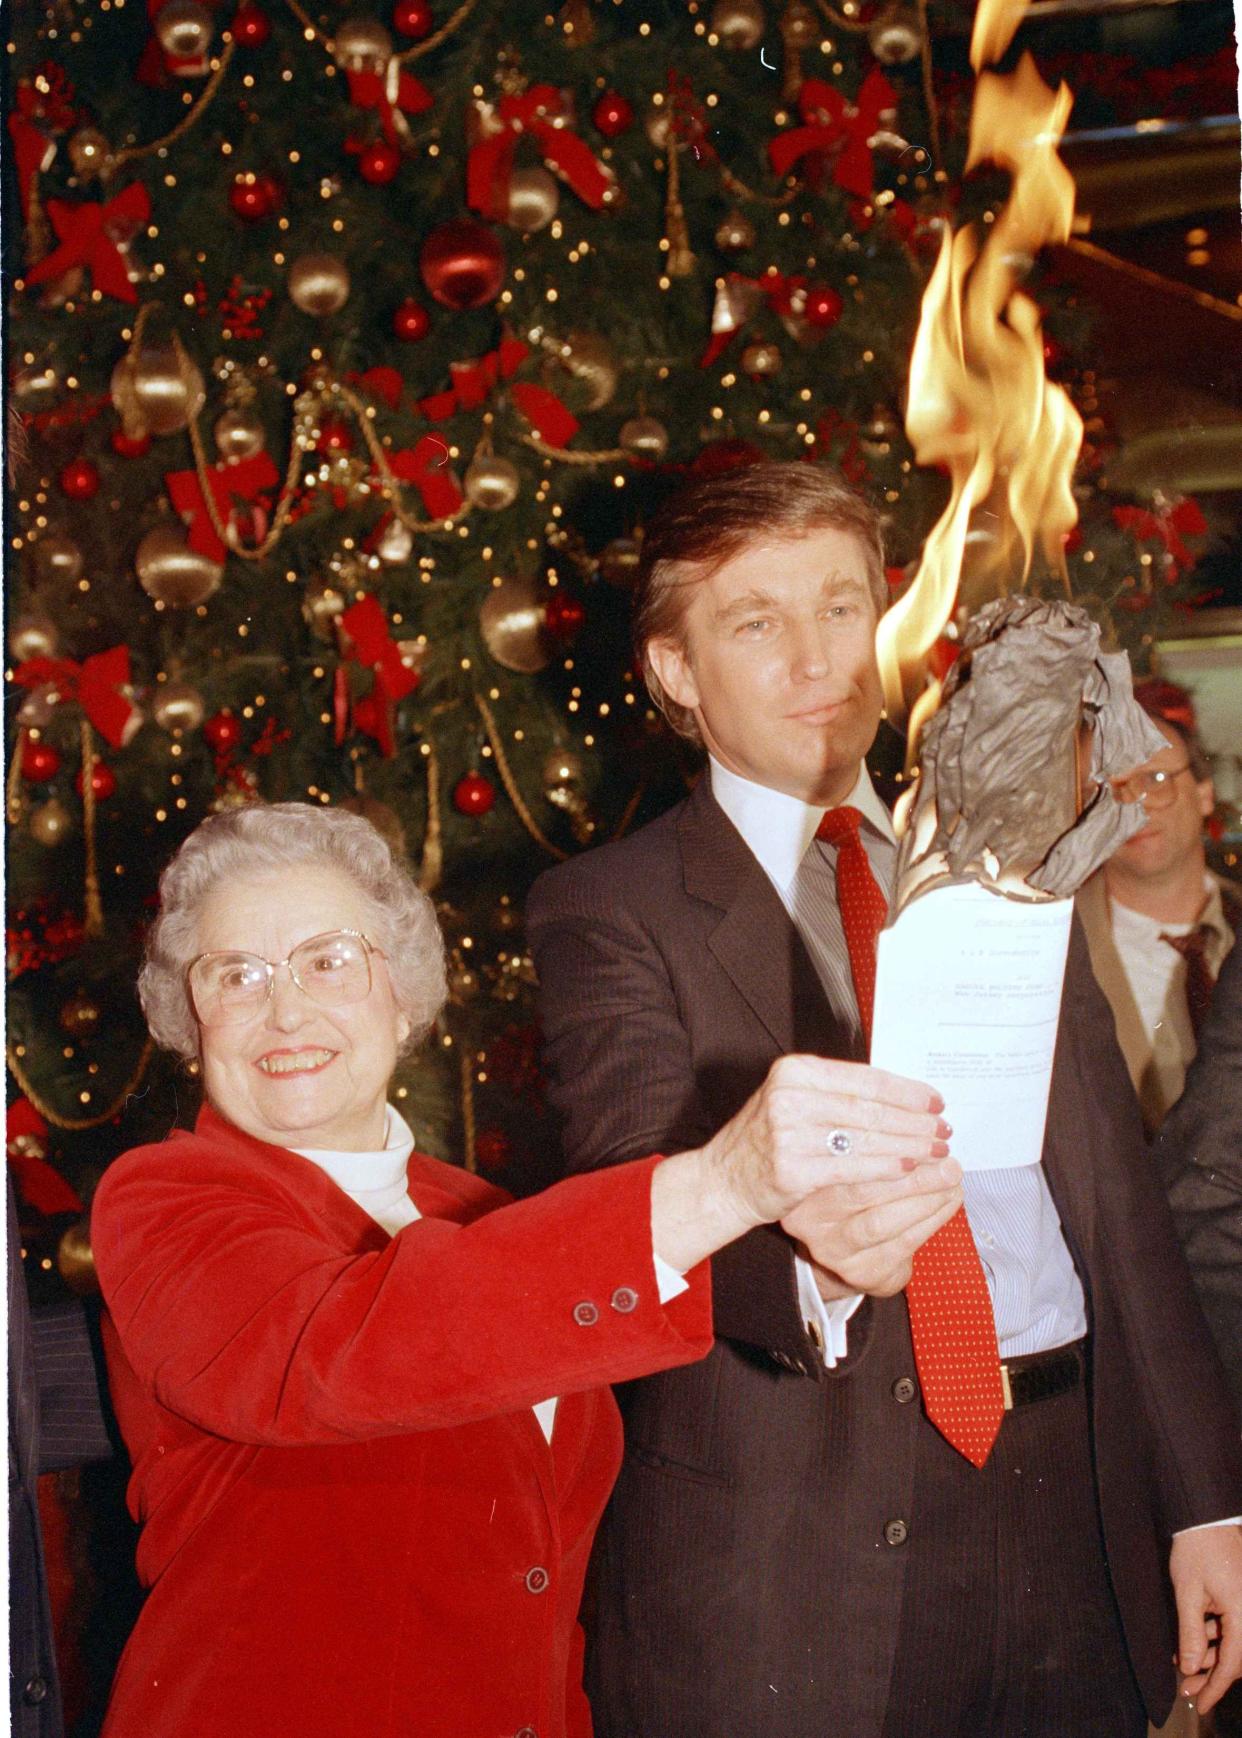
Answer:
[{"left": 826, "top": 1128, "right": 854, "bottom": 1157}]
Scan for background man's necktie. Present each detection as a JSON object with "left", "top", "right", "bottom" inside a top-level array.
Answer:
[
  {"left": 1161, "top": 924, "right": 1216, "bottom": 1041},
  {"left": 816, "top": 806, "right": 1005, "bottom": 1468}
]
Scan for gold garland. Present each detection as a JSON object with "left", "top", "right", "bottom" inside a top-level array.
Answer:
[
  {"left": 282, "top": 0, "right": 479, "bottom": 65},
  {"left": 458, "top": 1043, "right": 476, "bottom": 1172},
  {"left": 6, "top": 1039, "right": 157, "bottom": 1132},
  {"left": 7, "top": 728, "right": 27, "bottom": 827},
  {"left": 915, "top": 0, "right": 942, "bottom": 174},
  {"left": 812, "top": 0, "right": 870, "bottom": 31},
  {"left": 474, "top": 692, "right": 568, "bottom": 861},
  {"left": 185, "top": 369, "right": 314, "bottom": 560},
  {"left": 79, "top": 721, "right": 104, "bottom": 938},
  {"left": 518, "top": 432, "right": 627, "bottom": 464},
  {"left": 417, "top": 736, "right": 444, "bottom": 893},
  {"left": 110, "top": 40, "right": 237, "bottom": 170}
]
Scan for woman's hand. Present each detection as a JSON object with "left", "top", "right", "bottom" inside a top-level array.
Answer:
[{"left": 650, "top": 1054, "right": 955, "bottom": 1278}]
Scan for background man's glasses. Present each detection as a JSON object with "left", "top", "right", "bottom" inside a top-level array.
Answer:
[
  {"left": 1111, "top": 763, "right": 1194, "bottom": 812},
  {"left": 188, "top": 929, "right": 377, "bottom": 1027}
]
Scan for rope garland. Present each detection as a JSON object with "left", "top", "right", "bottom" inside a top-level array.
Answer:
[
  {"left": 458, "top": 1043, "right": 476, "bottom": 1172},
  {"left": 417, "top": 737, "right": 444, "bottom": 893},
  {"left": 7, "top": 1039, "right": 157, "bottom": 1131},
  {"left": 474, "top": 692, "right": 568, "bottom": 860},
  {"left": 79, "top": 721, "right": 104, "bottom": 938},
  {"left": 110, "top": 40, "right": 237, "bottom": 170}
]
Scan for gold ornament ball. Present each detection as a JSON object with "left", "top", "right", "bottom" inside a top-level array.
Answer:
[
  {"left": 136, "top": 527, "right": 225, "bottom": 608},
  {"left": 9, "top": 616, "right": 59, "bottom": 662},
  {"left": 155, "top": 0, "right": 214, "bottom": 64},
  {"left": 302, "top": 577, "right": 347, "bottom": 640},
  {"left": 619, "top": 416, "right": 670, "bottom": 462},
  {"left": 741, "top": 341, "right": 782, "bottom": 377},
  {"left": 507, "top": 166, "right": 560, "bottom": 233},
  {"left": 58, "top": 991, "right": 102, "bottom": 1039},
  {"left": 111, "top": 342, "right": 206, "bottom": 438},
  {"left": 644, "top": 103, "right": 672, "bottom": 150},
  {"left": 12, "top": 364, "right": 59, "bottom": 403},
  {"left": 33, "top": 530, "right": 84, "bottom": 585},
  {"left": 710, "top": 0, "right": 765, "bottom": 49},
  {"left": 333, "top": 16, "right": 392, "bottom": 69},
  {"left": 30, "top": 798, "right": 72, "bottom": 847},
  {"left": 867, "top": 3, "right": 922, "bottom": 62},
  {"left": 715, "top": 209, "right": 756, "bottom": 253},
  {"left": 599, "top": 536, "right": 641, "bottom": 587},
  {"left": 554, "top": 331, "right": 619, "bottom": 410},
  {"left": 376, "top": 518, "right": 414, "bottom": 565},
  {"left": 479, "top": 575, "right": 552, "bottom": 674},
  {"left": 18, "top": 684, "right": 60, "bottom": 729},
  {"left": 67, "top": 125, "right": 110, "bottom": 179},
  {"left": 287, "top": 253, "right": 351, "bottom": 317},
  {"left": 57, "top": 1219, "right": 99, "bottom": 1296},
  {"left": 152, "top": 680, "right": 206, "bottom": 734},
  {"left": 464, "top": 454, "right": 521, "bottom": 512},
  {"left": 214, "top": 406, "right": 266, "bottom": 461}
]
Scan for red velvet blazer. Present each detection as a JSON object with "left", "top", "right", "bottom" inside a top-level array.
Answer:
[{"left": 91, "top": 1105, "right": 713, "bottom": 1738}]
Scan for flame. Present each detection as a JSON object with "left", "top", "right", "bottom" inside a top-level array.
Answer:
[{"left": 876, "top": 0, "right": 1084, "bottom": 735}]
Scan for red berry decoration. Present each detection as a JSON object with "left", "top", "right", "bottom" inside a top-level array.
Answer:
[
  {"left": 544, "top": 590, "right": 585, "bottom": 642},
  {"left": 21, "top": 740, "right": 61, "bottom": 782},
  {"left": 231, "top": 3, "right": 270, "bottom": 45},
  {"left": 453, "top": 770, "right": 496, "bottom": 817},
  {"left": 75, "top": 761, "right": 117, "bottom": 800},
  {"left": 358, "top": 138, "right": 401, "bottom": 185},
  {"left": 203, "top": 710, "right": 243, "bottom": 755},
  {"left": 392, "top": 298, "right": 430, "bottom": 342},
  {"left": 111, "top": 428, "right": 152, "bottom": 458},
  {"left": 228, "top": 171, "right": 280, "bottom": 222},
  {"left": 803, "top": 284, "right": 844, "bottom": 329},
  {"left": 316, "top": 418, "right": 353, "bottom": 456},
  {"left": 592, "top": 91, "right": 634, "bottom": 138},
  {"left": 59, "top": 458, "right": 100, "bottom": 500},
  {"left": 392, "top": 0, "right": 432, "bottom": 36}
]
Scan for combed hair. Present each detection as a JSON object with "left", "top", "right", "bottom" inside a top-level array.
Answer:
[
  {"left": 139, "top": 802, "right": 447, "bottom": 1061},
  {"left": 632, "top": 461, "right": 888, "bottom": 742},
  {"left": 1132, "top": 676, "right": 1212, "bottom": 782}
]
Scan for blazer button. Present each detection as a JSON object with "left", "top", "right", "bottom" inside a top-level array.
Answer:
[
  {"left": 891, "top": 1376, "right": 917, "bottom": 1405},
  {"left": 23, "top": 1677, "right": 48, "bottom": 1706},
  {"left": 524, "top": 1566, "right": 550, "bottom": 1594},
  {"left": 884, "top": 1518, "right": 909, "bottom": 1547},
  {"left": 610, "top": 1286, "right": 638, "bottom": 1314},
  {"left": 572, "top": 1301, "right": 599, "bottom": 1326}
]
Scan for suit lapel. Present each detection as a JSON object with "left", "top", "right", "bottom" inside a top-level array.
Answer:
[{"left": 678, "top": 778, "right": 855, "bottom": 1061}]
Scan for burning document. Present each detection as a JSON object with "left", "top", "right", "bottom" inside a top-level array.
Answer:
[{"left": 870, "top": 598, "right": 1165, "bottom": 1171}]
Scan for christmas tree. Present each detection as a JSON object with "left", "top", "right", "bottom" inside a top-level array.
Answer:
[{"left": 6, "top": 0, "right": 1226, "bottom": 1254}]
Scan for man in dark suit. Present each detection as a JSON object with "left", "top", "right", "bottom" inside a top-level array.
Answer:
[{"left": 528, "top": 462, "right": 1242, "bottom": 1738}]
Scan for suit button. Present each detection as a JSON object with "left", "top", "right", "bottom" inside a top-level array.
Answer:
[
  {"left": 24, "top": 1677, "right": 48, "bottom": 1705},
  {"left": 610, "top": 1286, "right": 638, "bottom": 1313},
  {"left": 884, "top": 1519, "right": 909, "bottom": 1547},
  {"left": 572, "top": 1301, "right": 599, "bottom": 1326},
  {"left": 524, "top": 1566, "right": 550, "bottom": 1594},
  {"left": 891, "top": 1376, "right": 917, "bottom": 1405}
]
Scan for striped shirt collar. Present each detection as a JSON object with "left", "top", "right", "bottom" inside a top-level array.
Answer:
[{"left": 709, "top": 757, "right": 894, "bottom": 897}]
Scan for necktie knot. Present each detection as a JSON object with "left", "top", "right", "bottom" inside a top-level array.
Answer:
[
  {"left": 1161, "top": 922, "right": 1217, "bottom": 1040},
  {"left": 1160, "top": 923, "right": 1212, "bottom": 965},
  {"left": 816, "top": 804, "right": 865, "bottom": 852}
]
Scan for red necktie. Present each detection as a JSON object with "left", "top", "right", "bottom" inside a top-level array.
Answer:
[
  {"left": 1160, "top": 925, "right": 1215, "bottom": 1042},
  {"left": 816, "top": 806, "right": 1005, "bottom": 1468}
]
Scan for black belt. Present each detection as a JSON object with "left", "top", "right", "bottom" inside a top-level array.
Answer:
[{"left": 999, "top": 1339, "right": 1085, "bottom": 1411}]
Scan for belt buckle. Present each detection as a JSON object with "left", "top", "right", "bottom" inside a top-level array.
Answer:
[{"left": 999, "top": 1362, "right": 1014, "bottom": 1412}]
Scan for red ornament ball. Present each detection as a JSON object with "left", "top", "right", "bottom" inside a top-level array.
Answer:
[
  {"left": 392, "top": 298, "right": 431, "bottom": 342},
  {"left": 59, "top": 458, "right": 100, "bottom": 500},
  {"left": 474, "top": 1127, "right": 512, "bottom": 1172},
  {"left": 544, "top": 590, "right": 585, "bottom": 642},
  {"left": 803, "top": 283, "right": 844, "bottom": 329},
  {"left": 228, "top": 171, "right": 280, "bottom": 222},
  {"left": 419, "top": 219, "right": 505, "bottom": 311},
  {"left": 592, "top": 91, "right": 634, "bottom": 138},
  {"left": 358, "top": 138, "right": 401, "bottom": 185},
  {"left": 203, "top": 710, "right": 243, "bottom": 755},
  {"left": 393, "top": 0, "right": 432, "bottom": 36},
  {"left": 75, "top": 761, "right": 117, "bottom": 800},
  {"left": 316, "top": 417, "right": 353, "bottom": 456},
  {"left": 453, "top": 770, "right": 496, "bottom": 817},
  {"left": 111, "top": 428, "right": 151, "bottom": 458},
  {"left": 231, "top": 3, "right": 270, "bottom": 46},
  {"left": 21, "top": 740, "right": 61, "bottom": 782}
]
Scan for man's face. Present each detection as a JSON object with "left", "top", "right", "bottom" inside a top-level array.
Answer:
[
  {"left": 1110, "top": 719, "right": 1214, "bottom": 883},
  {"left": 647, "top": 527, "right": 884, "bottom": 807}
]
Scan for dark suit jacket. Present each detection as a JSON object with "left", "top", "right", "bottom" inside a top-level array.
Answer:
[
  {"left": 1158, "top": 936, "right": 1242, "bottom": 1418},
  {"left": 528, "top": 776, "right": 1242, "bottom": 1738}
]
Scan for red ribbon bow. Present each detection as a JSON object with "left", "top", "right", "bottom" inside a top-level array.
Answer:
[
  {"left": 385, "top": 437, "right": 465, "bottom": 519},
  {"left": 349, "top": 365, "right": 405, "bottom": 410},
  {"left": 7, "top": 1100, "right": 84, "bottom": 1217},
  {"left": 699, "top": 271, "right": 812, "bottom": 368},
  {"left": 11, "top": 645, "right": 137, "bottom": 749},
  {"left": 1112, "top": 498, "right": 1207, "bottom": 575},
  {"left": 467, "top": 84, "right": 612, "bottom": 220},
  {"left": 165, "top": 453, "right": 280, "bottom": 561},
  {"left": 417, "top": 336, "right": 530, "bottom": 421},
  {"left": 346, "top": 62, "right": 433, "bottom": 146},
  {"left": 23, "top": 183, "right": 151, "bottom": 303},
  {"left": 334, "top": 594, "right": 420, "bottom": 757},
  {"left": 768, "top": 69, "right": 898, "bottom": 199}
]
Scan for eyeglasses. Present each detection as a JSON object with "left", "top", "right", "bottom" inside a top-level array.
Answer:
[
  {"left": 1111, "top": 762, "right": 1194, "bottom": 812},
  {"left": 188, "top": 929, "right": 379, "bottom": 1028}
]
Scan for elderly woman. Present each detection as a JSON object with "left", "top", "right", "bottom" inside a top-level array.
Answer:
[{"left": 91, "top": 802, "right": 951, "bottom": 1738}]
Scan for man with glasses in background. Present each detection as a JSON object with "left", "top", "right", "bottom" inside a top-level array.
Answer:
[{"left": 1080, "top": 677, "right": 1240, "bottom": 1133}]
